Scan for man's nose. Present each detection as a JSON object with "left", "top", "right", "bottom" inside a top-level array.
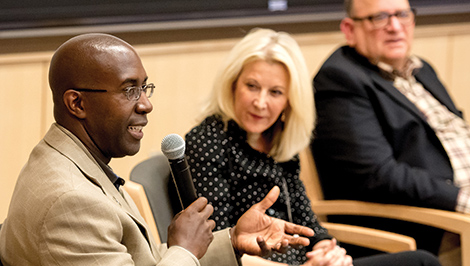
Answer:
[
  {"left": 386, "top": 15, "right": 403, "bottom": 31},
  {"left": 136, "top": 92, "right": 153, "bottom": 114}
]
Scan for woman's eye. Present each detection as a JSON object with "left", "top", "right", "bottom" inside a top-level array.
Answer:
[{"left": 246, "top": 83, "right": 258, "bottom": 90}]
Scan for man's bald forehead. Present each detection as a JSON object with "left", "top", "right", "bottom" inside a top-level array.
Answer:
[
  {"left": 58, "top": 33, "right": 133, "bottom": 53},
  {"left": 51, "top": 33, "right": 136, "bottom": 70},
  {"left": 51, "top": 33, "right": 135, "bottom": 67},
  {"left": 49, "top": 33, "right": 137, "bottom": 93}
]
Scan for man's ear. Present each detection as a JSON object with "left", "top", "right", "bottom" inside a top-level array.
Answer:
[
  {"left": 63, "top": 90, "right": 86, "bottom": 119},
  {"left": 340, "top": 17, "right": 356, "bottom": 47}
]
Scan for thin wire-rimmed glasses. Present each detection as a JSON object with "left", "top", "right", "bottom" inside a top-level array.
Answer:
[
  {"left": 72, "top": 83, "right": 155, "bottom": 101},
  {"left": 351, "top": 8, "right": 416, "bottom": 29}
]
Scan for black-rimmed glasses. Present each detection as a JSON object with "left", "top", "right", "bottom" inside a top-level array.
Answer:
[
  {"left": 351, "top": 8, "right": 416, "bottom": 29},
  {"left": 72, "top": 83, "right": 155, "bottom": 101}
]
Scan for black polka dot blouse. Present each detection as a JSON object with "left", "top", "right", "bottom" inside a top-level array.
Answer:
[{"left": 185, "top": 115, "right": 331, "bottom": 265}]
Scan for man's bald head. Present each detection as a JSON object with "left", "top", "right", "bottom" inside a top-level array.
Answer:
[
  {"left": 48, "top": 33, "right": 151, "bottom": 162},
  {"left": 49, "top": 33, "right": 138, "bottom": 122}
]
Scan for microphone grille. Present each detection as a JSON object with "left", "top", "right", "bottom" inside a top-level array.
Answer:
[{"left": 161, "top": 133, "right": 185, "bottom": 160}]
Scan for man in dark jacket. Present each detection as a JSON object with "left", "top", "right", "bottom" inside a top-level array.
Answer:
[{"left": 312, "top": 0, "right": 467, "bottom": 261}]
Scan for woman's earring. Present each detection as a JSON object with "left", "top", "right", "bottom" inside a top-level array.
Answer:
[{"left": 281, "top": 111, "right": 286, "bottom": 122}]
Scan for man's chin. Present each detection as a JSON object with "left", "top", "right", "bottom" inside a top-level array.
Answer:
[
  {"left": 381, "top": 53, "right": 409, "bottom": 68},
  {"left": 127, "top": 147, "right": 141, "bottom": 157},
  {"left": 113, "top": 145, "right": 141, "bottom": 158},
  {"left": 385, "top": 48, "right": 409, "bottom": 60}
]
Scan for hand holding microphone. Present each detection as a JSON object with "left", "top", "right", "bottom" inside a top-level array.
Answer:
[
  {"left": 161, "top": 133, "right": 198, "bottom": 209},
  {"left": 162, "top": 134, "right": 216, "bottom": 259}
]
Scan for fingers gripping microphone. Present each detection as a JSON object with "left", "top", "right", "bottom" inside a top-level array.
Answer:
[{"left": 161, "top": 134, "right": 198, "bottom": 209}]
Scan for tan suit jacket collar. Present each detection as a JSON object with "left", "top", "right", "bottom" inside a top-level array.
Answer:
[{"left": 43, "top": 123, "right": 158, "bottom": 254}]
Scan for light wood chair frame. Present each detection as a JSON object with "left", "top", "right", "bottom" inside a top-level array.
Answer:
[{"left": 299, "top": 147, "right": 470, "bottom": 266}]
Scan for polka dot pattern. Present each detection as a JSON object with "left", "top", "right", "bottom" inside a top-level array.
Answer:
[{"left": 186, "top": 115, "right": 330, "bottom": 264}]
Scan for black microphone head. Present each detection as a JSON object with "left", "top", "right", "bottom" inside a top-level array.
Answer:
[{"left": 161, "top": 133, "right": 185, "bottom": 160}]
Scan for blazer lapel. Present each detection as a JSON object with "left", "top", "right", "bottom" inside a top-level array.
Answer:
[
  {"left": 98, "top": 174, "right": 160, "bottom": 253},
  {"left": 44, "top": 123, "right": 158, "bottom": 252},
  {"left": 87, "top": 170, "right": 160, "bottom": 254},
  {"left": 370, "top": 72, "right": 429, "bottom": 122},
  {"left": 415, "top": 69, "right": 461, "bottom": 116},
  {"left": 347, "top": 47, "right": 429, "bottom": 123}
]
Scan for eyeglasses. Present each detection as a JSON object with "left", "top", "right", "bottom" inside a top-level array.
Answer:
[
  {"left": 72, "top": 83, "right": 155, "bottom": 101},
  {"left": 351, "top": 8, "right": 416, "bottom": 29}
]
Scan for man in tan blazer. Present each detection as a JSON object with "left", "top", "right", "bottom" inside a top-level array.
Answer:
[{"left": 0, "top": 33, "right": 313, "bottom": 266}]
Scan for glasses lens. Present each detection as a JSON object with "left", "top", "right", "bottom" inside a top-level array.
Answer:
[
  {"left": 124, "top": 83, "right": 154, "bottom": 101},
  {"left": 370, "top": 10, "right": 414, "bottom": 29},
  {"left": 371, "top": 12, "right": 388, "bottom": 25},
  {"left": 124, "top": 87, "right": 138, "bottom": 101},
  {"left": 145, "top": 83, "right": 154, "bottom": 99},
  {"left": 397, "top": 10, "right": 414, "bottom": 24},
  {"left": 369, "top": 13, "right": 388, "bottom": 28}
]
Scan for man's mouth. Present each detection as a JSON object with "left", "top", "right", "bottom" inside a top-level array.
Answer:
[
  {"left": 128, "top": 125, "right": 144, "bottom": 139},
  {"left": 128, "top": 126, "right": 143, "bottom": 132},
  {"left": 386, "top": 37, "right": 404, "bottom": 44}
]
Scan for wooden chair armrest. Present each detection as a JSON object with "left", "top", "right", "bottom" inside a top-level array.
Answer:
[
  {"left": 311, "top": 200, "right": 470, "bottom": 233},
  {"left": 124, "top": 180, "right": 161, "bottom": 244},
  {"left": 311, "top": 200, "right": 470, "bottom": 266},
  {"left": 322, "top": 222, "right": 416, "bottom": 253}
]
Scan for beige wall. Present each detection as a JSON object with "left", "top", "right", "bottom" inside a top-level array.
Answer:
[{"left": 1, "top": 22, "right": 470, "bottom": 222}]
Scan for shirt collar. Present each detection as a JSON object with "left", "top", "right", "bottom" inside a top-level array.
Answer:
[
  {"left": 92, "top": 154, "right": 126, "bottom": 191},
  {"left": 376, "top": 55, "right": 423, "bottom": 80}
]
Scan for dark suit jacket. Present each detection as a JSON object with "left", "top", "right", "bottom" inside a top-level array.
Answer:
[{"left": 312, "top": 45, "right": 460, "bottom": 211}]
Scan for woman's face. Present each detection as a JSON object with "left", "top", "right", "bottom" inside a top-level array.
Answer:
[{"left": 233, "top": 59, "right": 290, "bottom": 134}]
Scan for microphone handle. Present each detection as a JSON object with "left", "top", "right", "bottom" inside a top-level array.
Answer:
[{"left": 168, "top": 157, "right": 198, "bottom": 209}]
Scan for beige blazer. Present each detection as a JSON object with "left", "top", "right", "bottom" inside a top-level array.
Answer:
[{"left": 0, "top": 123, "right": 239, "bottom": 266}]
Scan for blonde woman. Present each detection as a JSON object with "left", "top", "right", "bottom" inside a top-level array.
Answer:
[{"left": 185, "top": 28, "right": 440, "bottom": 266}]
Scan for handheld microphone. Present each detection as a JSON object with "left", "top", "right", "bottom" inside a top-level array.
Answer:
[{"left": 161, "top": 133, "right": 198, "bottom": 209}]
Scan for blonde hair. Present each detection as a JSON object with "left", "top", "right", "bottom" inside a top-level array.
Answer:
[{"left": 201, "top": 28, "right": 315, "bottom": 162}]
